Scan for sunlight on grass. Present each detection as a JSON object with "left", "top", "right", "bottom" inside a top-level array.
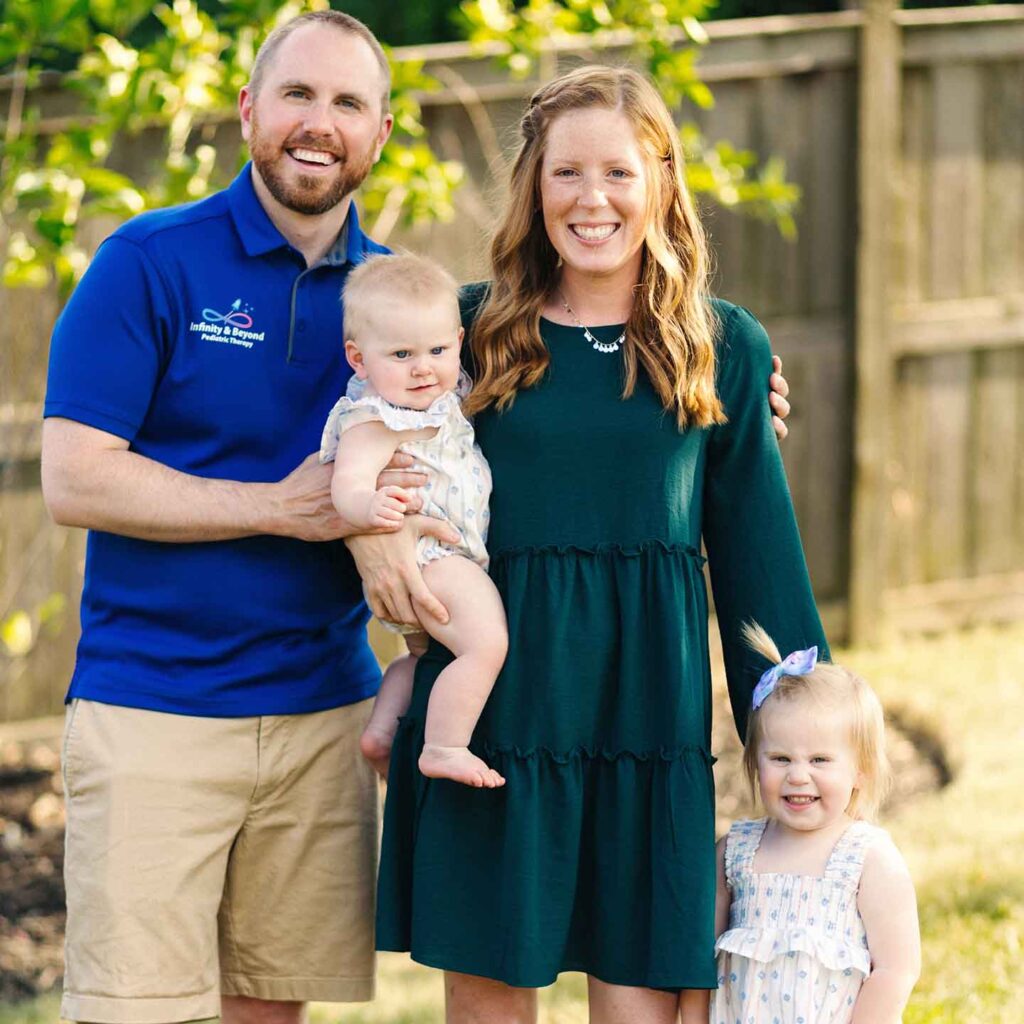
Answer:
[
  {"left": 3, "top": 624, "right": 1023, "bottom": 1023},
  {"left": 843, "top": 623, "right": 1024, "bottom": 1024},
  {"left": 0, "top": 994, "right": 59, "bottom": 1024},
  {"left": 311, "top": 955, "right": 590, "bottom": 1024}
]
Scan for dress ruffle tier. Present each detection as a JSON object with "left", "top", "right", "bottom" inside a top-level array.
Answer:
[{"left": 377, "top": 541, "right": 720, "bottom": 988}]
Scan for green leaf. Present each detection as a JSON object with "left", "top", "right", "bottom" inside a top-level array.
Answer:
[{"left": 88, "top": 0, "right": 154, "bottom": 36}]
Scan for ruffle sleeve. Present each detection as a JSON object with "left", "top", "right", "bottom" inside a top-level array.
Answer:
[{"left": 318, "top": 386, "right": 463, "bottom": 464}]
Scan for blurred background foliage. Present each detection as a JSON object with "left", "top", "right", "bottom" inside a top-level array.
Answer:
[
  {"left": 0, "top": 0, "right": 1016, "bottom": 304},
  {"left": 0, "top": 0, "right": 801, "bottom": 306}
]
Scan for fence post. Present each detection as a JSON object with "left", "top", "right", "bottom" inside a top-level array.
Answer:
[{"left": 849, "top": 0, "right": 900, "bottom": 646}]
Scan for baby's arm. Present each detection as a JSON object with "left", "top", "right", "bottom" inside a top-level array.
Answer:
[
  {"left": 331, "top": 420, "right": 416, "bottom": 531},
  {"left": 851, "top": 834, "right": 921, "bottom": 1023},
  {"left": 678, "top": 836, "right": 730, "bottom": 1022}
]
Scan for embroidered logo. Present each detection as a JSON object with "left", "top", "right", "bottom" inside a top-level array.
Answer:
[{"left": 189, "top": 298, "right": 265, "bottom": 348}]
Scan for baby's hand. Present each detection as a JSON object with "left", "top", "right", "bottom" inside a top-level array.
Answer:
[{"left": 368, "top": 485, "right": 415, "bottom": 529}]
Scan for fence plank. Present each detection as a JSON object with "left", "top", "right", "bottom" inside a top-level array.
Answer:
[
  {"left": 890, "top": 356, "right": 928, "bottom": 588},
  {"left": 972, "top": 349, "right": 1021, "bottom": 574},
  {"left": 895, "top": 67, "right": 930, "bottom": 305},
  {"left": 923, "top": 352, "right": 972, "bottom": 582},
  {"left": 806, "top": 69, "right": 854, "bottom": 316},
  {"left": 982, "top": 61, "right": 1024, "bottom": 297},
  {"left": 849, "top": 0, "right": 900, "bottom": 644},
  {"left": 757, "top": 73, "right": 811, "bottom": 318},
  {"left": 892, "top": 297, "right": 1024, "bottom": 355},
  {"left": 929, "top": 62, "right": 984, "bottom": 299}
]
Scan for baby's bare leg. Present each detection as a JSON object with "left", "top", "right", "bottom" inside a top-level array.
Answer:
[
  {"left": 360, "top": 633, "right": 428, "bottom": 780},
  {"left": 416, "top": 556, "right": 508, "bottom": 788}
]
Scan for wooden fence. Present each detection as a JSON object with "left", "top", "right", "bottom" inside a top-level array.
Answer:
[{"left": 1, "top": 3, "right": 1023, "bottom": 720}]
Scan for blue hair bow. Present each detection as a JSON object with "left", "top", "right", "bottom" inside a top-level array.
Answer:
[{"left": 751, "top": 646, "right": 818, "bottom": 710}]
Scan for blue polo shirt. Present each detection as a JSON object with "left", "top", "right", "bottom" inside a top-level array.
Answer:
[{"left": 45, "top": 165, "right": 388, "bottom": 716}]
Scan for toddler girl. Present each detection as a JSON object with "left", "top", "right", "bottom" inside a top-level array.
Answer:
[
  {"left": 691, "top": 623, "right": 920, "bottom": 1024},
  {"left": 320, "top": 253, "right": 507, "bottom": 789}
]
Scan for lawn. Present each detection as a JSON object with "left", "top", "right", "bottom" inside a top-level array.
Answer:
[{"left": 2, "top": 623, "right": 1022, "bottom": 1023}]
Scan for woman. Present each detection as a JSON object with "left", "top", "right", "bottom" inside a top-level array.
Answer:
[{"left": 355, "top": 66, "right": 826, "bottom": 1022}]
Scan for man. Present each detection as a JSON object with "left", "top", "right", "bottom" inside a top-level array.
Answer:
[{"left": 43, "top": 12, "right": 455, "bottom": 1024}]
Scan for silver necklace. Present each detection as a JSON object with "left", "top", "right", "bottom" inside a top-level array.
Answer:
[{"left": 559, "top": 293, "right": 626, "bottom": 354}]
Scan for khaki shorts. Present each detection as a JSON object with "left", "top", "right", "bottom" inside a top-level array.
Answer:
[{"left": 61, "top": 698, "right": 379, "bottom": 1024}]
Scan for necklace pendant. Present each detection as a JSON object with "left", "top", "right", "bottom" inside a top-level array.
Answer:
[{"left": 560, "top": 291, "right": 627, "bottom": 355}]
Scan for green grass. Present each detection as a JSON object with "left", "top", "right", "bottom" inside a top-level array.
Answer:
[
  {"left": 4, "top": 623, "right": 1023, "bottom": 1023},
  {"left": 0, "top": 994, "right": 59, "bottom": 1024},
  {"left": 844, "top": 624, "right": 1024, "bottom": 1024}
]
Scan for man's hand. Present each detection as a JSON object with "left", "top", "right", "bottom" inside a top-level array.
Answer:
[
  {"left": 269, "top": 453, "right": 348, "bottom": 541},
  {"left": 770, "top": 354, "right": 791, "bottom": 442},
  {"left": 346, "top": 515, "right": 461, "bottom": 628}
]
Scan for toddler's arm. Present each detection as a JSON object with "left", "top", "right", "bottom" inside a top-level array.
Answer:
[
  {"left": 331, "top": 420, "right": 416, "bottom": 531},
  {"left": 851, "top": 834, "right": 921, "bottom": 1023}
]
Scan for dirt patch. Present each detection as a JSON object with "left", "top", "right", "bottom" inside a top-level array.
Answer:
[
  {"left": 0, "top": 734, "right": 65, "bottom": 1003},
  {"left": 0, "top": 705, "right": 951, "bottom": 1004}
]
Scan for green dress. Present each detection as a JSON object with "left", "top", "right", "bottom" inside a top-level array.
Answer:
[{"left": 376, "top": 288, "right": 828, "bottom": 990}]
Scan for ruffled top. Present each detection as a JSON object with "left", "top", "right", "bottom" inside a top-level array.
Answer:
[
  {"left": 716, "top": 817, "right": 876, "bottom": 976},
  {"left": 319, "top": 369, "right": 473, "bottom": 463}
]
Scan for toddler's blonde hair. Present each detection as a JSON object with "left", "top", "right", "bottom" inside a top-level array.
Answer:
[
  {"left": 741, "top": 622, "right": 891, "bottom": 821},
  {"left": 342, "top": 252, "right": 461, "bottom": 345}
]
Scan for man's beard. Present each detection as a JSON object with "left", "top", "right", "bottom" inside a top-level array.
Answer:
[{"left": 249, "top": 122, "right": 376, "bottom": 216}]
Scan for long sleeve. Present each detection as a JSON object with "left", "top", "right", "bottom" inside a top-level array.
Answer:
[{"left": 702, "top": 303, "right": 829, "bottom": 739}]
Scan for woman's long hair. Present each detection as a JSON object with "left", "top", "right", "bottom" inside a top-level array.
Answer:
[{"left": 463, "top": 65, "right": 724, "bottom": 429}]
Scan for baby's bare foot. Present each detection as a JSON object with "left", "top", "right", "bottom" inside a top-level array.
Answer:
[
  {"left": 419, "top": 744, "right": 505, "bottom": 788},
  {"left": 360, "top": 726, "right": 395, "bottom": 780}
]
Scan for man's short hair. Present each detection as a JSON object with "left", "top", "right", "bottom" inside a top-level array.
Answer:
[
  {"left": 343, "top": 253, "right": 461, "bottom": 343},
  {"left": 249, "top": 11, "right": 391, "bottom": 114}
]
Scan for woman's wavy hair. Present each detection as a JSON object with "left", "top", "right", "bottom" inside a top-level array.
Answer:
[{"left": 463, "top": 65, "right": 724, "bottom": 429}]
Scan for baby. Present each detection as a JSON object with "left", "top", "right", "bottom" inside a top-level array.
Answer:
[{"left": 320, "top": 253, "right": 508, "bottom": 788}]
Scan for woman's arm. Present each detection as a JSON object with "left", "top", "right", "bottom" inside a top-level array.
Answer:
[
  {"left": 851, "top": 836, "right": 921, "bottom": 1023},
  {"left": 331, "top": 420, "right": 415, "bottom": 531},
  {"left": 702, "top": 305, "right": 828, "bottom": 738}
]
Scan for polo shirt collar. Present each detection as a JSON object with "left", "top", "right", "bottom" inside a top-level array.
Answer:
[{"left": 226, "top": 162, "right": 371, "bottom": 267}]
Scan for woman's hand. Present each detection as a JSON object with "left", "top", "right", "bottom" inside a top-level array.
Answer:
[
  {"left": 346, "top": 515, "right": 462, "bottom": 628},
  {"left": 770, "top": 354, "right": 791, "bottom": 441}
]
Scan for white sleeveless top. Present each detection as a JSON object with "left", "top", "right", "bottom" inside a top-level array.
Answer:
[{"left": 711, "top": 817, "right": 880, "bottom": 1024}]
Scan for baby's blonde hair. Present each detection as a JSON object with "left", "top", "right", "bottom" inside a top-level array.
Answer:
[
  {"left": 741, "top": 622, "right": 891, "bottom": 821},
  {"left": 342, "top": 252, "right": 461, "bottom": 345}
]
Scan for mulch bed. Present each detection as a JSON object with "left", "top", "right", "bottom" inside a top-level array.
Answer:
[
  {"left": 0, "top": 734, "right": 65, "bottom": 1003},
  {"left": 0, "top": 707, "right": 948, "bottom": 1004}
]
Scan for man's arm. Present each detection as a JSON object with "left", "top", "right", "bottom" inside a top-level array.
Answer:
[{"left": 42, "top": 417, "right": 424, "bottom": 543}]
